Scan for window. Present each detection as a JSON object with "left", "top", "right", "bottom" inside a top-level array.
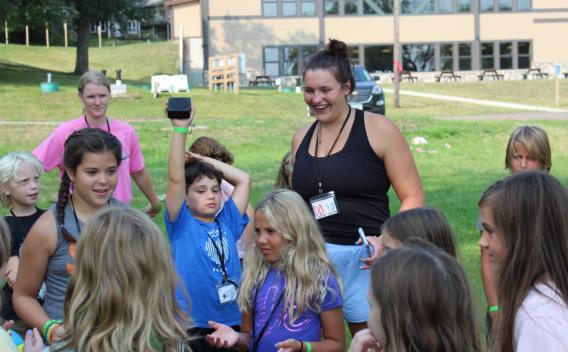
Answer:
[
  {"left": 90, "top": 21, "right": 106, "bottom": 33},
  {"left": 403, "top": 44, "right": 435, "bottom": 72},
  {"left": 263, "top": 45, "right": 318, "bottom": 76},
  {"left": 518, "top": 41, "right": 531, "bottom": 68},
  {"left": 498, "top": 0, "right": 512, "bottom": 11},
  {"left": 517, "top": 0, "right": 531, "bottom": 11},
  {"left": 364, "top": 45, "right": 393, "bottom": 72},
  {"left": 301, "top": 0, "right": 316, "bottom": 15},
  {"left": 438, "top": 0, "right": 453, "bottom": 13},
  {"left": 402, "top": 0, "right": 435, "bottom": 14},
  {"left": 349, "top": 46, "right": 360, "bottom": 64},
  {"left": 457, "top": 0, "right": 471, "bottom": 12},
  {"left": 264, "top": 47, "right": 279, "bottom": 76},
  {"left": 127, "top": 20, "right": 138, "bottom": 35},
  {"left": 283, "top": 0, "right": 297, "bottom": 16},
  {"left": 325, "top": 0, "right": 339, "bottom": 14},
  {"left": 481, "top": 42, "right": 494, "bottom": 69},
  {"left": 458, "top": 43, "right": 471, "bottom": 70},
  {"left": 499, "top": 42, "right": 513, "bottom": 69},
  {"left": 440, "top": 44, "right": 453, "bottom": 70},
  {"left": 344, "top": 0, "right": 359, "bottom": 14},
  {"left": 480, "top": 0, "right": 494, "bottom": 11},
  {"left": 263, "top": 0, "right": 278, "bottom": 16},
  {"left": 363, "top": 0, "right": 392, "bottom": 15}
]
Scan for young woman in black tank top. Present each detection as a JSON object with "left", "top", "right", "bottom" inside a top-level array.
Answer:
[{"left": 291, "top": 39, "right": 424, "bottom": 337}]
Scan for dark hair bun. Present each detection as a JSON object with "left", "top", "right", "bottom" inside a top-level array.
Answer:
[{"left": 327, "top": 39, "right": 349, "bottom": 58}]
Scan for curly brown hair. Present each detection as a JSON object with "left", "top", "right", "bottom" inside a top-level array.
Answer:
[{"left": 189, "top": 136, "right": 234, "bottom": 164}]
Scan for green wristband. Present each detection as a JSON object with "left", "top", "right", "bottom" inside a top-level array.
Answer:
[
  {"left": 173, "top": 126, "right": 189, "bottom": 134},
  {"left": 488, "top": 305, "right": 500, "bottom": 313},
  {"left": 305, "top": 341, "right": 312, "bottom": 352}
]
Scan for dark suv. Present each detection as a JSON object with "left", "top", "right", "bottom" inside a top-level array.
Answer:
[{"left": 348, "top": 65, "right": 385, "bottom": 115}]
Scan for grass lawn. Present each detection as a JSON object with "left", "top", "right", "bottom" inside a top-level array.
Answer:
[{"left": 2, "top": 43, "right": 568, "bottom": 343}]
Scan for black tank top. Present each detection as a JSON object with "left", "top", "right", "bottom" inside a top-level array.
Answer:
[{"left": 293, "top": 109, "right": 391, "bottom": 245}]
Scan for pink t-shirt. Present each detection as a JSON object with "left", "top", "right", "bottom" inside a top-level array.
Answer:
[
  {"left": 33, "top": 117, "right": 145, "bottom": 204},
  {"left": 514, "top": 282, "right": 568, "bottom": 351}
]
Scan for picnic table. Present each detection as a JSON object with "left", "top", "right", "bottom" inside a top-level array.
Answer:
[
  {"left": 249, "top": 75, "right": 275, "bottom": 87},
  {"left": 478, "top": 69, "right": 504, "bottom": 81},
  {"left": 435, "top": 70, "right": 462, "bottom": 82},
  {"left": 522, "top": 68, "right": 548, "bottom": 80},
  {"left": 400, "top": 71, "right": 418, "bottom": 82}
]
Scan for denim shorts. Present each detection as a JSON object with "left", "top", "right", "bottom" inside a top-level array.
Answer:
[{"left": 326, "top": 242, "right": 371, "bottom": 323}]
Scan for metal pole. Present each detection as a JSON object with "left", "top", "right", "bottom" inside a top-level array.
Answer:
[
  {"left": 4, "top": 20, "right": 8, "bottom": 45},
  {"left": 64, "top": 21, "right": 68, "bottom": 48},
  {"left": 393, "top": 0, "right": 401, "bottom": 108},
  {"left": 45, "top": 22, "right": 50, "bottom": 48},
  {"left": 98, "top": 25, "right": 102, "bottom": 48},
  {"left": 25, "top": 25, "right": 29, "bottom": 46}
]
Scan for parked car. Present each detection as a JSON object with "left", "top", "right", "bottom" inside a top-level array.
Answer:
[{"left": 349, "top": 65, "right": 385, "bottom": 115}]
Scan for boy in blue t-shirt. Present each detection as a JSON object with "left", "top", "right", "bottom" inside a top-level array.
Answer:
[{"left": 165, "top": 105, "right": 251, "bottom": 352}]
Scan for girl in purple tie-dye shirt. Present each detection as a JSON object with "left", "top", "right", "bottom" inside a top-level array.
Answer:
[{"left": 206, "top": 189, "right": 344, "bottom": 352}]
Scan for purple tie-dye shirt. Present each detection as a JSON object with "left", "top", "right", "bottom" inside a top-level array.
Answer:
[{"left": 249, "top": 268, "right": 342, "bottom": 352}]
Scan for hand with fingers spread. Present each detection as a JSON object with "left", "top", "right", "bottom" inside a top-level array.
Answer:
[{"left": 205, "top": 321, "right": 240, "bottom": 349}]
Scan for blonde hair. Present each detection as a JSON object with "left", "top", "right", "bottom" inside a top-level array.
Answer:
[
  {"left": 505, "top": 125, "right": 551, "bottom": 172},
  {"left": 239, "top": 189, "right": 340, "bottom": 322},
  {"left": 0, "top": 152, "right": 43, "bottom": 207},
  {"left": 55, "top": 207, "right": 190, "bottom": 352},
  {"left": 0, "top": 218, "right": 10, "bottom": 308},
  {"left": 78, "top": 70, "right": 111, "bottom": 94}
]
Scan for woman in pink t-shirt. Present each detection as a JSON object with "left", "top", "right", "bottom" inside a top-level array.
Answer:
[{"left": 33, "top": 71, "right": 161, "bottom": 215}]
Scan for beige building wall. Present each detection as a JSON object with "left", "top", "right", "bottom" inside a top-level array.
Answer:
[
  {"left": 209, "top": 18, "right": 319, "bottom": 70},
  {"left": 171, "top": 2, "right": 201, "bottom": 38},
  {"left": 533, "top": 0, "right": 568, "bottom": 9},
  {"left": 481, "top": 12, "right": 568, "bottom": 64},
  {"left": 325, "top": 15, "right": 473, "bottom": 45},
  {"left": 210, "top": 0, "right": 261, "bottom": 17}
]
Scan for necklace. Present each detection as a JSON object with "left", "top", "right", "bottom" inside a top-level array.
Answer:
[
  {"left": 84, "top": 115, "right": 111, "bottom": 133},
  {"left": 314, "top": 105, "right": 352, "bottom": 194}
]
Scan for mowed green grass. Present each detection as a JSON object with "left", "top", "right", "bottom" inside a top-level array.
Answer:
[{"left": 2, "top": 43, "right": 568, "bottom": 339}]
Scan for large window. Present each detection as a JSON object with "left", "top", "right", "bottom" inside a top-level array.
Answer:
[
  {"left": 363, "top": 0, "right": 392, "bottom": 14},
  {"left": 458, "top": 43, "right": 472, "bottom": 70},
  {"left": 403, "top": 44, "right": 435, "bottom": 71},
  {"left": 325, "top": 0, "right": 339, "bottom": 14},
  {"left": 263, "top": 45, "right": 318, "bottom": 76},
  {"left": 440, "top": 44, "right": 453, "bottom": 70},
  {"left": 438, "top": 0, "right": 453, "bottom": 13},
  {"left": 481, "top": 42, "right": 495, "bottom": 69},
  {"left": 349, "top": 46, "right": 360, "bottom": 64},
  {"left": 282, "top": 0, "right": 297, "bottom": 16},
  {"left": 301, "top": 0, "right": 317, "bottom": 15},
  {"left": 90, "top": 21, "right": 107, "bottom": 33},
  {"left": 457, "top": 0, "right": 471, "bottom": 12},
  {"left": 518, "top": 41, "right": 531, "bottom": 68},
  {"left": 344, "top": 0, "right": 359, "bottom": 14},
  {"left": 263, "top": 0, "right": 278, "bottom": 16},
  {"left": 480, "top": 0, "right": 531, "bottom": 11},
  {"left": 365, "top": 45, "right": 393, "bottom": 72},
  {"left": 499, "top": 42, "right": 513, "bottom": 69},
  {"left": 402, "top": 0, "right": 435, "bottom": 14},
  {"left": 480, "top": 41, "right": 531, "bottom": 69}
]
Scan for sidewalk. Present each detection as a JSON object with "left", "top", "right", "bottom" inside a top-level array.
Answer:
[{"left": 383, "top": 88, "right": 567, "bottom": 113}]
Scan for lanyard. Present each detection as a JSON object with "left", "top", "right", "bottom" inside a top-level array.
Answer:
[
  {"left": 314, "top": 105, "right": 351, "bottom": 194},
  {"left": 250, "top": 282, "right": 285, "bottom": 352},
  {"left": 206, "top": 220, "right": 234, "bottom": 285},
  {"left": 84, "top": 115, "right": 111, "bottom": 133}
]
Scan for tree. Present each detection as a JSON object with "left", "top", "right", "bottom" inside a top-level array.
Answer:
[
  {"left": 1, "top": 0, "right": 146, "bottom": 74},
  {"left": 69, "top": 0, "right": 145, "bottom": 74}
]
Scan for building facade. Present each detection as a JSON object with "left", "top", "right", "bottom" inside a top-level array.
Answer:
[{"left": 167, "top": 0, "right": 568, "bottom": 79}]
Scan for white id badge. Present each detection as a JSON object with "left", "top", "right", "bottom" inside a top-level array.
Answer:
[
  {"left": 309, "top": 191, "right": 340, "bottom": 220},
  {"left": 217, "top": 282, "right": 238, "bottom": 305}
]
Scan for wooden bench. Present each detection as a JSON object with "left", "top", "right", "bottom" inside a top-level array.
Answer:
[
  {"left": 400, "top": 71, "right": 418, "bottom": 82},
  {"left": 249, "top": 75, "right": 275, "bottom": 87},
  {"left": 435, "top": 70, "right": 462, "bottom": 82},
  {"left": 522, "top": 68, "right": 548, "bottom": 80},
  {"left": 478, "top": 69, "right": 504, "bottom": 81}
]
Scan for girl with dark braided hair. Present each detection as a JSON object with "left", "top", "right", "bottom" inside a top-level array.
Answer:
[{"left": 13, "top": 128, "right": 125, "bottom": 344}]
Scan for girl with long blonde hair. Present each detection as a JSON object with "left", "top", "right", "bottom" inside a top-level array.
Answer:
[
  {"left": 24, "top": 207, "right": 191, "bottom": 351},
  {"left": 206, "top": 189, "right": 344, "bottom": 352}
]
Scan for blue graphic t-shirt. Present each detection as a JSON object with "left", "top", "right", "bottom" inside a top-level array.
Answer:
[
  {"left": 165, "top": 198, "right": 248, "bottom": 328},
  {"left": 249, "top": 268, "right": 342, "bottom": 352}
]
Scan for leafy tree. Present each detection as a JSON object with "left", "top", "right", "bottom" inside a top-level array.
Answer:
[{"left": 1, "top": 0, "right": 147, "bottom": 74}]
